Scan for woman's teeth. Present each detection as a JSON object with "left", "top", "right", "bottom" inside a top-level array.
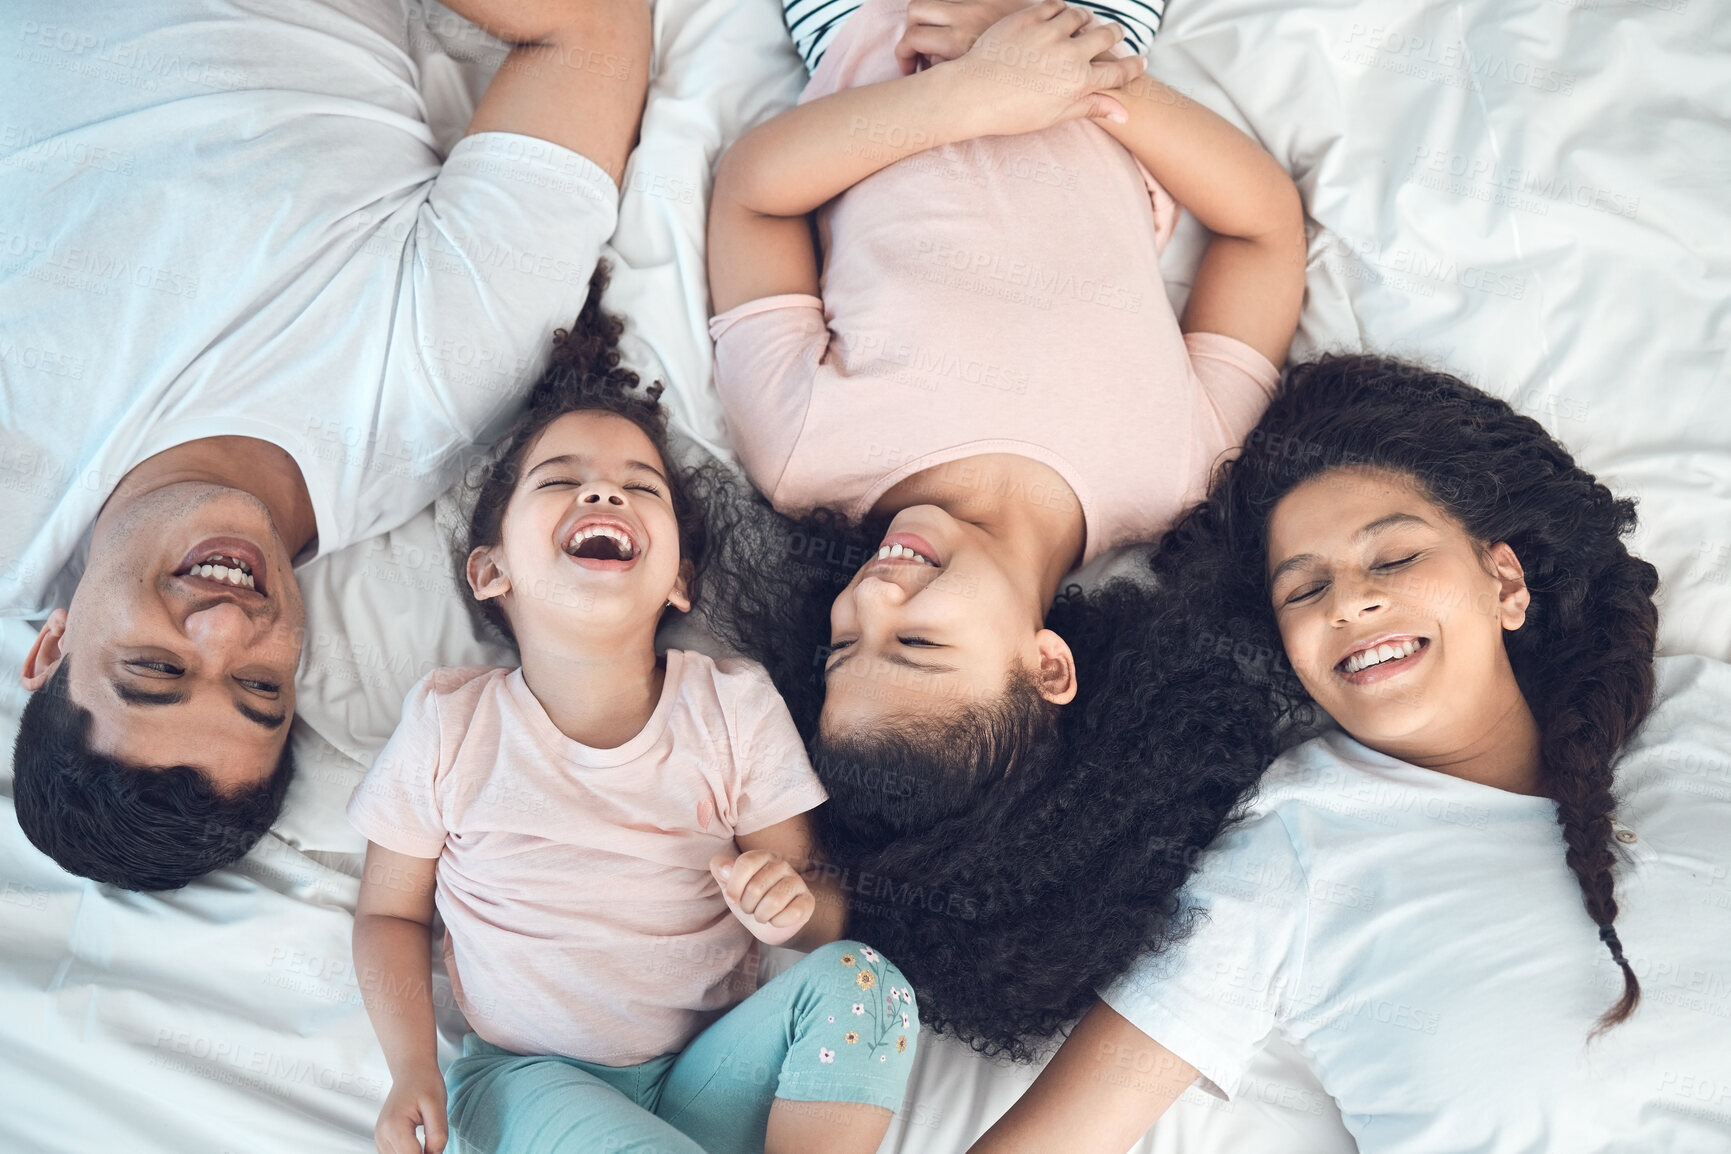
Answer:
[
  {"left": 1343, "top": 638, "right": 1423, "bottom": 674},
  {"left": 876, "top": 543, "right": 937, "bottom": 566},
  {"left": 189, "top": 555, "right": 255, "bottom": 589}
]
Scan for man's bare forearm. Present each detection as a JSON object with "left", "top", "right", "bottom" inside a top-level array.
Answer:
[{"left": 442, "top": 0, "right": 651, "bottom": 185}]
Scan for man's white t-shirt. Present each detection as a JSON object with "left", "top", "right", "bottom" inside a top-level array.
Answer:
[
  {"left": 1100, "top": 654, "right": 1731, "bottom": 1154},
  {"left": 0, "top": 0, "right": 618, "bottom": 617}
]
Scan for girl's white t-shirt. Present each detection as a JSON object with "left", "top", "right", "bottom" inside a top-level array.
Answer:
[{"left": 1100, "top": 654, "right": 1731, "bottom": 1154}]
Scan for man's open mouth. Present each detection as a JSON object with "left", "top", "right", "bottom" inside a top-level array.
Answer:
[
  {"left": 175, "top": 537, "right": 268, "bottom": 594},
  {"left": 182, "top": 554, "right": 256, "bottom": 589}
]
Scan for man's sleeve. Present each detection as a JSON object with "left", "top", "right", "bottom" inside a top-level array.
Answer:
[{"left": 384, "top": 130, "right": 621, "bottom": 443}]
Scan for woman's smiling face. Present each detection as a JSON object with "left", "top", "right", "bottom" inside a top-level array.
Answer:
[{"left": 1265, "top": 466, "right": 1530, "bottom": 750}]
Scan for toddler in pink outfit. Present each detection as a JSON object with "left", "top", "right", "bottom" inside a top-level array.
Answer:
[{"left": 348, "top": 270, "right": 918, "bottom": 1154}]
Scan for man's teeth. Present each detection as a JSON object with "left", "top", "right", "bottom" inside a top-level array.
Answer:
[
  {"left": 875, "top": 543, "right": 937, "bottom": 566},
  {"left": 566, "top": 525, "right": 636, "bottom": 558},
  {"left": 190, "top": 556, "right": 255, "bottom": 589},
  {"left": 1344, "top": 638, "right": 1422, "bottom": 674}
]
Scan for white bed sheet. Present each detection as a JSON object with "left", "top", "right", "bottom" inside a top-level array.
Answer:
[{"left": 3, "top": 0, "right": 1727, "bottom": 1150}]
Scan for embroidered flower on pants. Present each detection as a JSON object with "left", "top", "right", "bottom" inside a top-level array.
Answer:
[
  {"left": 845, "top": 1032, "right": 859, "bottom": 1044},
  {"left": 897, "top": 1036, "right": 907, "bottom": 1053},
  {"left": 851, "top": 1003, "right": 865, "bottom": 1015},
  {"left": 819, "top": 1048, "right": 835, "bottom": 1064}
]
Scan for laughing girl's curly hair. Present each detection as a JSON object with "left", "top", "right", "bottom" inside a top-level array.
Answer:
[
  {"left": 1153, "top": 353, "right": 1658, "bottom": 1033},
  {"left": 694, "top": 479, "right": 1296, "bottom": 1060},
  {"left": 460, "top": 262, "right": 709, "bottom": 646}
]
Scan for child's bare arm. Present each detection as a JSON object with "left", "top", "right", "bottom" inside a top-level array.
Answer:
[
  {"left": 707, "top": 64, "right": 973, "bottom": 314},
  {"left": 440, "top": 0, "right": 651, "bottom": 187},
  {"left": 717, "top": 811, "right": 849, "bottom": 951},
  {"left": 708, "top": 0, "right": 1143, "bottom": 313},
  {"left": 354, "top": 843, "right": 446, "bottom": 1154},
  {"left": 1097, "top": 75, "right": 1306, "bottom": 366}
]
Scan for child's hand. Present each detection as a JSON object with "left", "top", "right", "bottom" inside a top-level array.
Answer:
[
  {"left": 375, "top": 1063, "right": 448, "bottom": 1154},
  {"left": 896, "top": 0, "right": 1035, "bottom": 74},
  {"left": 710, "top": 850, "right": 816, "bottom": 946},
  {"left": 940, "top": 0, "right": 1144, "bottom": 137}
]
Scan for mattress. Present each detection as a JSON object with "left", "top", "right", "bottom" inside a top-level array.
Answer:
[{"left": 2, "top": 0, "right": 1726, "bottom": 1150}]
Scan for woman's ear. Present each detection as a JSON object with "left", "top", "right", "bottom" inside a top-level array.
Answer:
[
  {"left": 1032, "top": 628, "right": 1078, "bottom": 705},
  {"left": 666, "top": 559, "right": 694, "bottom": 614},
  {"left": 1487, "top": 542, "right": 1530, "bottom": 631},
  {"left": 20, "top": 608, "right": 68, "bottom": 691},
  {"left": 466, "top": 547, "right": 511, "bottom": 602}
]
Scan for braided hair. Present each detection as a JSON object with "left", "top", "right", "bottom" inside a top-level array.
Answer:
[{"left": 1153, "top": 353, "right": 1656, "bottom": 1032}]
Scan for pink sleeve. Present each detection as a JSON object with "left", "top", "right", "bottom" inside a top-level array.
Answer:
[
  {"left": 1184, "top": 331, "right": 1282, "bottom": 505},
  {"left": 709, "top": 295, "right": 829, "bottom": 503},
  {"left": 346, "top": 678, "right": 449, "bottom": 858},
  {"left": 723, "top": 665, "right": 829, "bottom": 837}
]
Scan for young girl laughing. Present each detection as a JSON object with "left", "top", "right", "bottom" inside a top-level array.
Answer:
[{"left": 348, "top": 271, "right": 917, "bottom": 1154}]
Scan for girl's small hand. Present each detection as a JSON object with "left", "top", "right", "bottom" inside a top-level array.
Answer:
[
  {"left": 710, "top": 850, "right": 816, "bottom": 946},
  {"left": 940, "top": 0, "right": 1144, "bottom": 137},
  {"left": 375, "top": 1062, "right": 448, "bottom": 1154}
]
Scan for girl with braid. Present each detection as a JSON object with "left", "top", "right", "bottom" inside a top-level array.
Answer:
[{"left": 967, "top": 355, "right": 1731, "bottom": 1154}]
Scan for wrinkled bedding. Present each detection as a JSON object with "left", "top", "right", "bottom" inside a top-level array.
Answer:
[{"left": 3, "top": 0, "right": 1726, "bottom": 1149}]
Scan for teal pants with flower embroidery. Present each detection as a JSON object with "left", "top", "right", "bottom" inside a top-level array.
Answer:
[{"left": 446, "top": 939, "right": 918, "bottom": 1154}]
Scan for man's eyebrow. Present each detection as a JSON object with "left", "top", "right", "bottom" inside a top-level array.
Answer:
[
  {"left": 1269, "top": 513, "right": 1434, "bottom": 585},
  {"left": 110, "top": 679, "right": 287, "bottom": 730},
  {"left": 234, "top": 701, "right": 289, "bottom": 730},
  {"left": 111, "top": 680, "right": 186, "bottom": 707},
  {"left": 526, "top": 453, "right": 669, "bottom": 485}
]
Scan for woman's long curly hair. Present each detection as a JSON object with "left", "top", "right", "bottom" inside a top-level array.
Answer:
[
  {"left": 1154, "top": 353, "right": 1658, "bottom": 1033},
  {"left": 695, "top": 484, "right": 1295, "bottom": 1061},
  {"left": 459, "top": 262, "right": 709, "bottom": 646}
]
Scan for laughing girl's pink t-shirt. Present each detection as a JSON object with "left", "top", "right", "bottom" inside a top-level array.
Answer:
[
  {"left": 346, "top": 649, "right": 827, "bottom": 1066},
  {"left": 710, "top": 0, "right": 1279, "bottom": 563}
]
